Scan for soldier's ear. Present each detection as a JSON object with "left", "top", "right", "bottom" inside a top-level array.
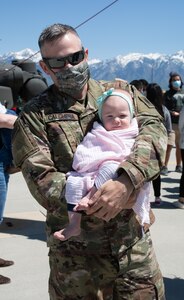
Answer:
[
  {"left": 39, "top": 60, "right": 50, "bottom": 75},
  {"left": 84, "top": 48, "right": 88, "bottom": 60}
]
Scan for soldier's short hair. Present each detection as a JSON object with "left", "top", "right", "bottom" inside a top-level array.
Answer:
[{"left": 38, "top": 23, "right": 79, "bottom": 51}]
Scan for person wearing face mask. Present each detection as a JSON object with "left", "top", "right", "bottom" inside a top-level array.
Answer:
[
  {"left": 11, "top": 23, "right": 167, "bottom": 299},
  {"left": 162, "top": 72, "right": 184, "bottom": 175}
]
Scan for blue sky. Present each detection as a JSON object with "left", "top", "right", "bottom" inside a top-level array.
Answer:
[{"left": 0, "top": 0, "right": 184, "bottom": 60}]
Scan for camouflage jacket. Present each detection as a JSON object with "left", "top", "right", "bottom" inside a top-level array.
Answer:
[{"left": 12, "top": 78, "right": 167, "bottom": 255}]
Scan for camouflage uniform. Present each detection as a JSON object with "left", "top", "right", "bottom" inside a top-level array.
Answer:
[{"left": 12, "top": 79, "right": 167, "bottom": 300}]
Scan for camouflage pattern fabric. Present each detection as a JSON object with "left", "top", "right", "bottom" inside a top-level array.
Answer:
[
  {"left": 12, "top": 78, "right": 167, "bottom": 299},
  {"left": 49, "top": 231, "right": 165, "bottom": 300}
]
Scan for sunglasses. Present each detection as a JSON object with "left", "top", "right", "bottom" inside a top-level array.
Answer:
[{"left": 43, "top": 48, "right": 85, "bottom": 69}]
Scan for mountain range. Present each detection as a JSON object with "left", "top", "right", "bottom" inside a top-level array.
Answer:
[{"left": 1, "top": 48, "right": 184, "bottom": 89}]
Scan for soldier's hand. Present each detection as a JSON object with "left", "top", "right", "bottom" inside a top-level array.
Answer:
[{"left": 85, "top": 173, "right": 137, "bottom": 222}]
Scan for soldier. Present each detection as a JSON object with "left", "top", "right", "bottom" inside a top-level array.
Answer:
[{"left": 12, "top": 23, "right": 167, "bottom": 299}]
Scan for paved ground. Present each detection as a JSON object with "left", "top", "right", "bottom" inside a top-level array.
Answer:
[{"left": 0, "top": 148, "right": 183, "bottom": 300}]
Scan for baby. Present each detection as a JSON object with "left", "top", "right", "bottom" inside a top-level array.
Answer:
[{"left": 54, "top": 88, "right": 150, "bottom": 241}]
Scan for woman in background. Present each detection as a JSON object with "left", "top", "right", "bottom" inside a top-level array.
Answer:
[
  {"left": 146, "top": 83, "right": 174, "bottom": 204},
  {"left": 163, "top": 72, "right": 184, "bottom": 174}
]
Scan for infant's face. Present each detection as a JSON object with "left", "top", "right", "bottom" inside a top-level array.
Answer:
[{"left": 102, "top": 96, "right": 131, "bottom": 131}]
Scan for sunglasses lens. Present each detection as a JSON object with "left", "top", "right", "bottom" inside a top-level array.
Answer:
[
  {"left": 44, "top": 58, "right": 65, "bottom": 68},
  {"left": 68, "top": 50, "right": 85, "bottom": 65},
  {"left": 43, "top": 49, "right": 85, "bottom": 69}
]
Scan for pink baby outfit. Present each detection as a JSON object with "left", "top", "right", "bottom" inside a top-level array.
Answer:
[{"left": 65, "top": 118, "right": 151, "bottom": 225}]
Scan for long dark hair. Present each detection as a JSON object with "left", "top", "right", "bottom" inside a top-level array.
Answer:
[{"left": 146, "top": 83, "right": 164, "bottom": 118}]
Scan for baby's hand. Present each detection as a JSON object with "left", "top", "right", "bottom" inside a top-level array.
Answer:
[
  {"left": 74, "top": 186, "right": 97, "bottom": 211},
  {"left": 74, "top": 196, "right": 90, "bottom": 211}
]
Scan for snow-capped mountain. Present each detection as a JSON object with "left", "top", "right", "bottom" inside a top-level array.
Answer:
[
  {"left": 0, "top": 48, "right": 41, "bottom": 64},
  {"left": 1, "top": 48, "right": 184, "bottom": 89},
  {"left": 89, "top": 50, "right": 184, "bottom": 89}
]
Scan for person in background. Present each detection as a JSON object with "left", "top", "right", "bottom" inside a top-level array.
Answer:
[
  {"left": 54, "top": 88, "right": 151, "bottom": 241},
  {"left": 146, "top": 83, "right": 174, "bottom": 205},
  {"left": 0, "top": 64, "right": 47, "bottom": 285},
  {"left": 0, "top": 258, "right": 14, "bottom": 285},
  {"left": 0, "top": 103, "right": 17, "bottom": 224},
  {"left": 139, "top": 79, "right": 149, "bottom": 96},
  {"left": 0, "top": 113, "right": 17, "bottom": 129},
  {"left": 130, "top": 79, "right": 143, "bottom": 93},
  {"left": 173, "top": 105, "right": 184, "bottom": 208},
  {"left": 163, "top": 72, "right": 184, "bottom": 175},
  {"left": 0, "top": 103, "right": 17, "bottom": 285},
  {"left": 12, "top": 23, "right": 167, "bottom": 299}
]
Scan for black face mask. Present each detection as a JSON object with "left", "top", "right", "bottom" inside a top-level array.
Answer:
[{"left": 55, "top": 61, "right": 90, "bottom": 97}]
